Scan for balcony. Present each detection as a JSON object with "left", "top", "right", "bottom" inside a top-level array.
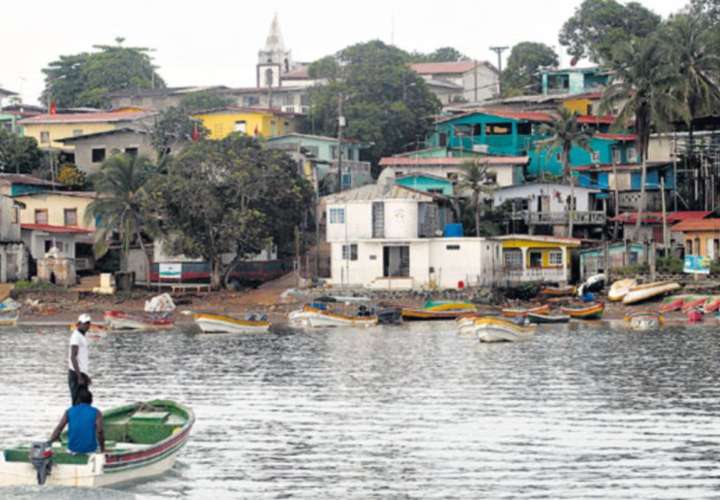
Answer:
[
  {"left": 509, "top": 210, "right": 606, "bottom": 225},
  {"left": 503, "top": 267, "right": 567, "bottom": 284}
]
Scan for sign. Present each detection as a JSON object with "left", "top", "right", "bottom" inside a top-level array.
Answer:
[
  {"left": 684, "top": 255, "right": 710, "bottom": 274},
  {"left": 159, "top": 263, "right": 182, "bottom": 279}
]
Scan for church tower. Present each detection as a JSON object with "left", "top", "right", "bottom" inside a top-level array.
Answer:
[{"left": 257, "top": 14, "right": 293, "bottom": 89}]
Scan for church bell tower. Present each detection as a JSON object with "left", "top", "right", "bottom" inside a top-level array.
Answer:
[{"left": 257, "top": 14, "right": 293, "bottom": 89}]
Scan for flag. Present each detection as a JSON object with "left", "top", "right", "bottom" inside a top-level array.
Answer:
[
  {"left": 49, "top": 100, "right": 57, "bottom": 115},
  {"left": 570, "top": 56, "right": 579, "bottom": 67},
  {"left": 191, "top": 123, "right": 200, "bottom": 142}
]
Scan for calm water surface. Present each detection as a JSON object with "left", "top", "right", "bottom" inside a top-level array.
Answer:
[{"left": 1, "top": 322, "right": 720, "bottom": 499}]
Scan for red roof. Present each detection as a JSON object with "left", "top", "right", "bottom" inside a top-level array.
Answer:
[
  {"left": 283, "top": 66, "right": 310, "bottom": 79},
  {"left": 609, "top": 211, "right": 712, "bottom": 224},
  {"left": 436, "top": 109, "right": 554, "bottom": 124},
  {"left": 673, "top": 219, "right": 720, "bottom": 232},
  {"left": 411, "top": 61, "right": 481, "bottom": 74},
  {"left": 595, "top": 132, "right": 637, "bottom": 141},
  {"left": 18, "top": 111, "right": 153, "bottom": 125},
  {"left": 578, "top": 115, "right": 615, "bottom": 125},
  {"left": 379, "top": 156, "right": 529, "bottom": 167},
  {"left": 21, "top": 224, "right": 94, "bottom": 234}
]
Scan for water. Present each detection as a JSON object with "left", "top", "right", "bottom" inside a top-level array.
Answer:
[{"left": 2, "top": 322, "right": 720, "bottom": 499}]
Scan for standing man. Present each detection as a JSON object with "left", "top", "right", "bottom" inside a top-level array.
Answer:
[{"left": 69, "top": 313, "right": 92, "bottom": 405}]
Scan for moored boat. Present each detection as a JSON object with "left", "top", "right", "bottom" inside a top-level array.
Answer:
[
  {"left": 608, "top": 279, "right": 638, "bottom": 302},
  {"left": 104, "top": 311, "right": 174, "bottom": 331},
  {"left": 289, "top": 304, "right": 378, "bottom": 328},
  {"left": 560, "top": 302, "right": 605, "bottom": 320},
  {"left": 0, "top": 400, "right": 193, "bottom": 487},
  {"left": 540, "top": 286, "right": 576, "bottom": 297},
  {"left": 527, "top": 312, "right": 571, "bottom": 324},
  {"left": 473, "top": 316, "right": 536, "bottom": 342},
  {"left": 622, "top": 282, "right": 681, "bottom": 305},
  {"left": 625, "top": 312, "right": 663, "bottom": 331},
  {"left": 401, "top": 300, "right": 476, "bottom": 321},
  {"left": 501, "top": 304, "right": 550, "bottom": 318},
  {"left": 659, "top": 297, "right": 685, "bottom": 313},
  {"left": 688, "top": 308, "right": 704, "bottom": 323},
  {"left": 704, "top": 297, "right": 720, "bottom": 314},
  {"left": 682, "top": 296, "right": 708, "bottom": 312},
  {"left": 193, "top": 313, "right": 271, "bottom": 334}
]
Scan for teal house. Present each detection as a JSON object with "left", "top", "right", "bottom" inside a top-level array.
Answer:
[
  {"left": 579, "top": 242, "right": 646, "bottom": 280},
  {"left": 541, "top": 67, "right": 610, "bottom": 96},
  {"left": 265, "top": 133, "right": 364, "bottom": 162},
  {"left": 394, "top": 173, "right": 454, "bottom": 196}
]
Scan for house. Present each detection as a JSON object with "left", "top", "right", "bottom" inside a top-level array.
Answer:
[
  {"left": 0, "top": 191, "right": 29, "bottom": 282},
  {"left": 410, "top": 61, "right": 499, "bottom": 104},
  {"left": 265, "top": 133, "right": 372, "bottom": 194},
  {"left": 0, "top": 103, "right": 45, "bottom": 135},
  {"left": 106, "top": 86, "right": 232, "bottom": 111},
  {"left": 578, "top": 243, "right": 647, "bottom": 281},
  {"left": 192, "top": 107, "right": 298, "bottom": 140},
  {"left": 496, "top": 235, "right": 581, "bottom": 285},
  {"left": 394, "top": 174, "right": 454, "bottom": 196},
  {"left": 378, "top": 154, "right": 527, "bottom": 188},
  {"left": 608, "top": 211, "right": 711, "bottom": 244},
  {"left": 562, "top": 92, "right": 605, "bottom": 116},
  {"left": 0, "top": 174, "right": 60, "bottom": 196},
  {"left": 17, "top": 110, "right": 155, "bottom": 160},
  {"left": 665, "top": 219, "right": 720, "bottom": 259},
  {"left": 323, "top": 183, "right": 501, "bottom": 290},
  {"left": 492, "top": 183, "right": 606, "bottom": 239},
  {"left": 541, "top": 67, "right": 610, "bottom": 96},
  {"left": 57, "top": 128, "right": 155, "bottom": 174},
  {"left": 15, "top": 191, "right": 97, "bottom": 271}
]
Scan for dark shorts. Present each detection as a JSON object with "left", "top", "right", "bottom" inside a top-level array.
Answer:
[{"left": 68, "top": 370, "right": 89, "bottom": 405}]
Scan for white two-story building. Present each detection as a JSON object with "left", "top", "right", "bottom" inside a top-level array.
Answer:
[{"left": 323, "top": 183, "right": 501, "bottom": 290}]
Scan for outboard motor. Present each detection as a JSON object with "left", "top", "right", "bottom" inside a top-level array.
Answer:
[{"left": 29, "top": 441, "right": 53, "bottom": 485}]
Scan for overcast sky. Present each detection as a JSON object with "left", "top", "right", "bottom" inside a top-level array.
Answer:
[{"left": 2, "top": 0, "right": 687, "bottom": 105}]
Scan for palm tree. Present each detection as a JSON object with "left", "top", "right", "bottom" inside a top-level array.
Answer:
[
  {"left": 458, "top": 161, "right": 494, "bottom": 237},
  {"left": 86, "top": 153, "right": 155, "bottom": 281},
  {"left": 535, "top": 108, "right": 593, "bottom": 238},
  {"left": 602, "top": 36, "right": 687, "bottom": 239}
]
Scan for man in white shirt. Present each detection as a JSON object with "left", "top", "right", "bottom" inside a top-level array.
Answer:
[{"left": 69, "top": 313, "right": 92, "bottom": 405}]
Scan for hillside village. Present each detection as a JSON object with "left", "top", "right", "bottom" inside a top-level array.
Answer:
[{"left": 0, "top": 3, "right": 719, "bottom": 308}]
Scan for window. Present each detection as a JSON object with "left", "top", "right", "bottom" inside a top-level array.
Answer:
[
  {"left": 243, "top": 96, "right": 260, "bottom": 106},
  {"left": 34, "top": 209, "right": 48, "bottom": 225},
  {"left": 341, "top": 174, "right": 352, "bottom": 188},
  {"left": 686, "top": 239, "right": 693, "bottom": 255},
  {"left": 124, "top": 147, "right": 139, "bottom": 157},
  {"left": 438, "top": 133, "right": 448, "bottom": 147},
  {"left": 446, "top": 172, "right": 458, "bottom": 181},
  {"left": 529, "top": 251, "right": 543, "bottom": 268},
  {"left": 446, "top": 245, "right": 461, "bottom": 250},
  {"left": 591, "top": 151, "right": 600, "bottom": 163},
  {"left": 331, "top": 145, "right": 338, "bottom": 159},
  {"left": 45, "top": 240, "right": 64, "bottom": 253},
  {"left": 612, "top": 147, "right": 621, "bottom": 164},
  {"left": 40, "top": 131, "right": 50, "bottom": 144},
  {"left": 586, "top": 104, "right": 593, "bottom": 115},
  {"left": 549, "top": 251, "right": 563, "bottom": 266},
  {"left": 91, "top": 148, "right": 106, "bottom": 163},
  {"left": 72, "top": 129, "right": 83, "bottom": 137},
  {"left": 485, "top": 123, "right": 511, "bottom": 135},
  {"left": 627, "top": 147, "right": 637, "bottom": 163},
  {"left": 64, "top": 208, "right": 78, "bottom": 226},
  {"left": 300, "top": 94, "right": 310, "bottom": 106},
  {"left": 11, "top": 207, "right": 18, "bottom": 225},
  {"left": 283, "top": 94, "right": 294, "bottom": 106},
  {"left": 234, "top": 120, "right": 247, "bottom": 133},
  {"left": 329, "top": 208, "right": 345, "bottom": 224},
  {"left": 342, "top": 244, "right": 358, "bottom": 261},
  {"left": 428, "top": 188, "right": 444, "bottom": 194},
  {"left": 504, "top": 249, "right": 523, "bottom": 270}
]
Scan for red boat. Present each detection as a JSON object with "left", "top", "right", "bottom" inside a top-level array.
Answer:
[
  {"left": 682, "top": 297, "right": 707, "bottom": 312},
  {"left": 104, "top": 311, "right": 175, "bottom": 331},
  {"left": 687, "top": 309, "right": 704, "bottom": 323},
  {"left": 659, "top": 298, "right": 684, "bottom": 313}
]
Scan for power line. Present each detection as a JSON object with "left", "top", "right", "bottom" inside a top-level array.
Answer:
[{"left": 489, "top": 46, "right": 509, "bottom": 97}]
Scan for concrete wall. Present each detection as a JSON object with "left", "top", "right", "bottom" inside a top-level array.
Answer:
[
  {"left": 378, "top": 164, "right": 520, "bottom": 188},
  {"left": 326, "top": 199, "right": 421, "bottom": 242},
  {"left": 461, "top": 66, "right": 498, "bottom": 102},
  {"left": 493, "top": 184, "right": 596, "bottom": 212},
  {"left": 0, "top": 197, "right": 20, "bottom": 241},
  {"left": 16, "top": 193, "right": 96, "bottom": 229},
  {"left": 72, "top": 131, "right": 156, "bottom": 174}
]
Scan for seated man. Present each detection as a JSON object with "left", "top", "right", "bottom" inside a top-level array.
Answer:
[{"left": 49, "top": 386, "right": 105, "bottom": 454}]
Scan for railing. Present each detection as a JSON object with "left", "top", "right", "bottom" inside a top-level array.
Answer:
[
  {"left": 75, "top": 257, "right": 95, "bottom": 271},
  {"left": 527, "top": 211, "right": 606, "bottom": 225},
  {"left": 503, "top": 267, "right": 567, "bottom": 283}
]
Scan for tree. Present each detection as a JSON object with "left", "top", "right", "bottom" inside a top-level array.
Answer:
[
  {"left": 41, "top": 41, "right": 164, "bottom": 109},
  {"left": 305, "top": 41, "right": 441, "bottom": 166},
  {"left": 179, "top": 91, "right": 235, "bottom": 113},
  {"left": 0, "top": 129, "right": 44, "bottom": 174},
  {"left": 86, "top": 154, "right": 156, "bottom": 277},
  {"left": 535, "top": 109, "right": 593, "bottom": 237},
  {"left": 559, "top": 0, "right": 662, "bottom": 63},
  {"left": 145, "top": 134, "right": 313, "bottom": 289},
  {"left": 409, "top": 47, "right": 469, "bottom": 63},
  {"left": 602, "top": 36, "right": 687, "bottom": 238},
  {"left": 149, "top": 107, "right": 207, "bottom": 165},
  {"left": 501, "top": 42, "right": 559, "bottom": 96},
  {"left": 457, "top": 161, "right": 495, "bottom": 237},
  {"left": 57, "top": 164, "right": 87, "bottom": 189}
]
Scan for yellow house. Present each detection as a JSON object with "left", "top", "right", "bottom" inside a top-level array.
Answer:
[
  {"left": 562, "top": 92, "right": 603, "bottom": 115},
  {"left": 18, "top": 110, "right": 154, "bottom": 151},
  {"left": 192, "top": 107, "right": 298, "bottom": 140},
  {"left": 15, "top": 191, "right": 97, "bottom": 270},
  {"left": 673, "top": 219, "right": 720, "bottom": 259},
  {"left": 496, "top": 235, "right": 581, "bottom": 285}
]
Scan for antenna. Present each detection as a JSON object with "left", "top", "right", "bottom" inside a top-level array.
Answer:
[
  {"left": 391, "top": 14, "right": 395, "bottom": 46},
  {"left": 489, "top": 46, "right": 509, "bottom": 96}
]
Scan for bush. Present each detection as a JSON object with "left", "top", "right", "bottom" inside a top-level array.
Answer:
[
  {"left": 13, "top": 280, "right": 63, "bottom": 291},
  {"left": 657, "top": 256, "right": 683, "bottom": 274},
  {"left": 613, "top": 263, "right": 649, "bottom": 278},
  {"left": 498, "top": 281, "right": 541, "bottom": 301}
]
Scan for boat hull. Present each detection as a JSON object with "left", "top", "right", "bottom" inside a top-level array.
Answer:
[
  {"left": 401, "top": 309, "right": 473, "bottom": 321},
  {"left": 104, "top": 311, "right": 174, "bottom": 331},
  {"left": 622, "top": 282, "right": 681, "bottom": 305},
  {"left": 473, "top": 317, "right": 536, "bottom": 343},
  {"left": 560, "top": 303, "right": 605, "bottom": 320},
  {"left": 627, "top": 314, "right": 662, "bottom": 331},
  {"left": 501, "top": 305, "right": 550, "bottom": 318},
  {"left": 527, "top": 312, "right": 570, "bottom": 324},
  {"left": 289, "top": 307, "right": 377, "bottom": 328},
  {"left": 193, "top": 313, "right": 270, "bottom": 334},
  {"left": 608, "top": 279, "right": 637, "bottom": 302}
]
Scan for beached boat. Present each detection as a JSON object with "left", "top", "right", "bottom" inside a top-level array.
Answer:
[
  {"left": 540, "top": 286, "right": 576, "bottom": 297},
  {"left": 560, "top": 302, "right": 605, "bottom": 320},
  {"left": 682, "top": 296, "right": 708, "bottom": 312},
  {"left": 401, "top": 300, "right": 476, "bottom": 321},
  {"left": 104, "top": 311, "right": 175, "bottom": 331},
  {"left": 608, "top": 279, "right": 638, "bottom": 302},
  {"left": 626, "top": 312, "right": 663, "bottom": 331},
  {"left": 501, "top": 304, "right": 550, "bottom": 318},
  {"left": 473, "top": 317, "right": 536, "bottom": 343},
  {"left": 289, "top": 304, "right": 378, "bottom": 328},
  {"left": 622, "top": 282, "right": 681, "bottom": 305},
  {"left": 688, "top": 308, "right": 704, "bottom": 323},
  {"left": 704, "top": 297, "right": 720, "bottom": 314},
  {"left": 0, "top": 400, "right": 193, "bottom": 487},
  {"left": 527, "top": 312, "right": 571, "bottom": 324},
  {"left": 193, "top": 313, "right": 271, "bottom": 334},
  {"left": 0, "top": 312, "right": 18, "bottom": 327},
  {"left": 659, "top": 297, "right": 685, "bottom": 313}
]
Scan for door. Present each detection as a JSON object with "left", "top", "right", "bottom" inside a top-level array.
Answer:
[
  {"left": 383, "top": 246, "right": 410, "bottom": 277},
  {"left": 707, "top": 238, "right": 715, "bottom": 260},
  {"left": 529, "top": 250, "right": 543, "bottom": 269},
  {"left": 372, "top": 202, "right": 385, "bottom": 238},
  {"left": 540, "top": 196, "right": 550, "bottom": 212}
]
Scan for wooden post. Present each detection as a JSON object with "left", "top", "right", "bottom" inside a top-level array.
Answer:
[
  {"left": 604, "top": 240, "right": 610, "bottom": 282},
  {"left": 650, "top": 240, "right": 657, "bottom": 281},
  {"left": 661, "top": 177, "right": 669, "bottom": 257},
  {"left": 294, "top": 227, "right": 301, "bottom": 288},
  {"left": 623, "top": 239, "right": 629, "bottom": 267}
]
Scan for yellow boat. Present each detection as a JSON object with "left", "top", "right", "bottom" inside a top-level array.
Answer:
[
  {"left": 622, "top": 282, "right": 681, "bottom": 305},
  {"left": 289, "top": 305, "right": 378, "bottom": 328},
  {"left": 472, "top": 316, "right": 536, "bottom": 343},
  {"left": 193, "top": 313, "right": 271, "bottom": 334},
  {"left": 401, "top": 301, "right": 476, "bottom": 321},
  {"left": 608, "top": 279, "right": 637, "bottom": 302}
]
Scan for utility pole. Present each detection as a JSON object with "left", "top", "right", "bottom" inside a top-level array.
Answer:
[
  {"left": 489, "top": 46, "right": 509, "bottom": 97},
  {"left": 337, "top": 93, "right": 345, "bottom": 192}
]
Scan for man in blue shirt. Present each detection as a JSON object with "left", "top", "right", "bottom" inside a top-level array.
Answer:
[{"left": 49, "top": 386, "right": 105, "bottom": 454}]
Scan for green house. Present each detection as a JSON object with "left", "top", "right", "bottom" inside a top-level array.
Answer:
[{"left": 395, "top": 173, "right": 454, "bottom": 196}]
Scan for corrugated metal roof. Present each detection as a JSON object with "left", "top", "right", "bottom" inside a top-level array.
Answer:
[
  {"left": 673, "top": 219, "right": 720, "bottom": 232},
  {"left": 609, "top": 211, "right": 711, "bottom": 224},
  {"left": 495, "top": 234, "right": 582, "bottom": 246},
  {"left": 435, "top": 109, "right": 555, "bottom": 124},
  {"left": 21, "top": 223, "right": 94, "bottom": 234},
  {"left": 18, "top": 110, "right": 154, "bottom": 125},
  {"left": 322, "top": 183, "right": 436, "bottom": 203},
  {"left": 411, "top": 61, "right": 497, "bottom": 75},
  {"left": 379, "top": 156, "right": 529, "bottom": 167}
]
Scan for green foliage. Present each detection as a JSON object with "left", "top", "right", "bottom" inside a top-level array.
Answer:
[
  {"left": 41, "top": 41, "right": 165, "bottom": 109},
  {"left": 710, "top": 259, "right": 720, "bottom": 275},
  {"left": 308, "top": 56, "right": 341, "bottom": 80},
  {"left": 179, "top": 91, "right": 235, "bottom": 113},
  {"left": 559, "top": 0, "right": 662, "bottom": 63},
  {"left": 144, "top": 134, "right": 313, "bottom": 289},
  {"left": 57, "top": 163, "right": 87, "bottom": 189},
  {"left": 499, "top": 282, "right": 541, "bottom": 301},
  {"left": 459, "top": 201, "right": 508, "bottom": 237},
  {"left": 0, "top": 129, "right": 44, "bottom": 174},
  {"left": 501, "top": 42, "right": 558, "bottom": 96},
  {"left": 536, "top": 108, "right": 593, "bottom": 181},
  {"left": 656, "top": 256, "right": 684, "bottom": 274},
  {"left": 613, "top": 263, "right": 650, "bottom": 277},
  {"left": 409, "top": 47, "right": 469, "bottom": 63},
  {"left": 150, "top": 107, "right": 207, "bottom": 163},
  {"left": 304, "top": 40, "right": 441, "bottom": 166},
  {"left": 457, "top": 162, "right": 496, "bottom": 237},
  {"left": 13, "top": 280, "right": 63, "bottom": 292}
]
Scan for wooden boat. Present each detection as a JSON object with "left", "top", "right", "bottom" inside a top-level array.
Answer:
[
  {"left": 625, "top": 312, "right": 663, "bottom": 331},
  {"left": 193, "top": 313, "right": 271, "bottom": 334},
  {"left": 682, "top": 296, "right": 708, "bottom": 312},
  {"left": 659, "top": 297, "right": 684, "bottom": 313},
  {"left": 688, "top": 308, "right": 704, "bottom": 323},
  {"left": 401, "top": 300, "right": 476, "bottom": 321},
  {"left": 501, "top": 304, "right": 550, "bottom": 318},
  {"left": 622, "top": 282, "right": 681, "bottom": 305},
  {"left": 560, "top": 302, "right": 605, "bottom": 320},
  {"left": 288, "top": 304, "right": 378, "bottom": 328},
  {"left": 104, "top": 311, "right": 175, "bottom": 331},
  {"left": 473, "top": 317, "right": 536, "bottom": 343},
  {"left": 0, "top": 312, "right": 18, "bottom": 327},
  {"left": 704, "top": 297, "right": 720, "bottom": 314},
  {"left": 540, "top": 286, "right": 576, "bottom": 297},
  {"left": 608, "top": 279, "right": 638, "bottom": 302},
  {"left": 527, "top": 312, "right": 571, "bottom": 324},
  {"left": 0, "top": 400, "right": 193, "bottom": 487}
]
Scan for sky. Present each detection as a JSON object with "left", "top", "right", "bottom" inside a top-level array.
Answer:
[{"left": 1, "top": 0, "right": 688, "bottom": 106}]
